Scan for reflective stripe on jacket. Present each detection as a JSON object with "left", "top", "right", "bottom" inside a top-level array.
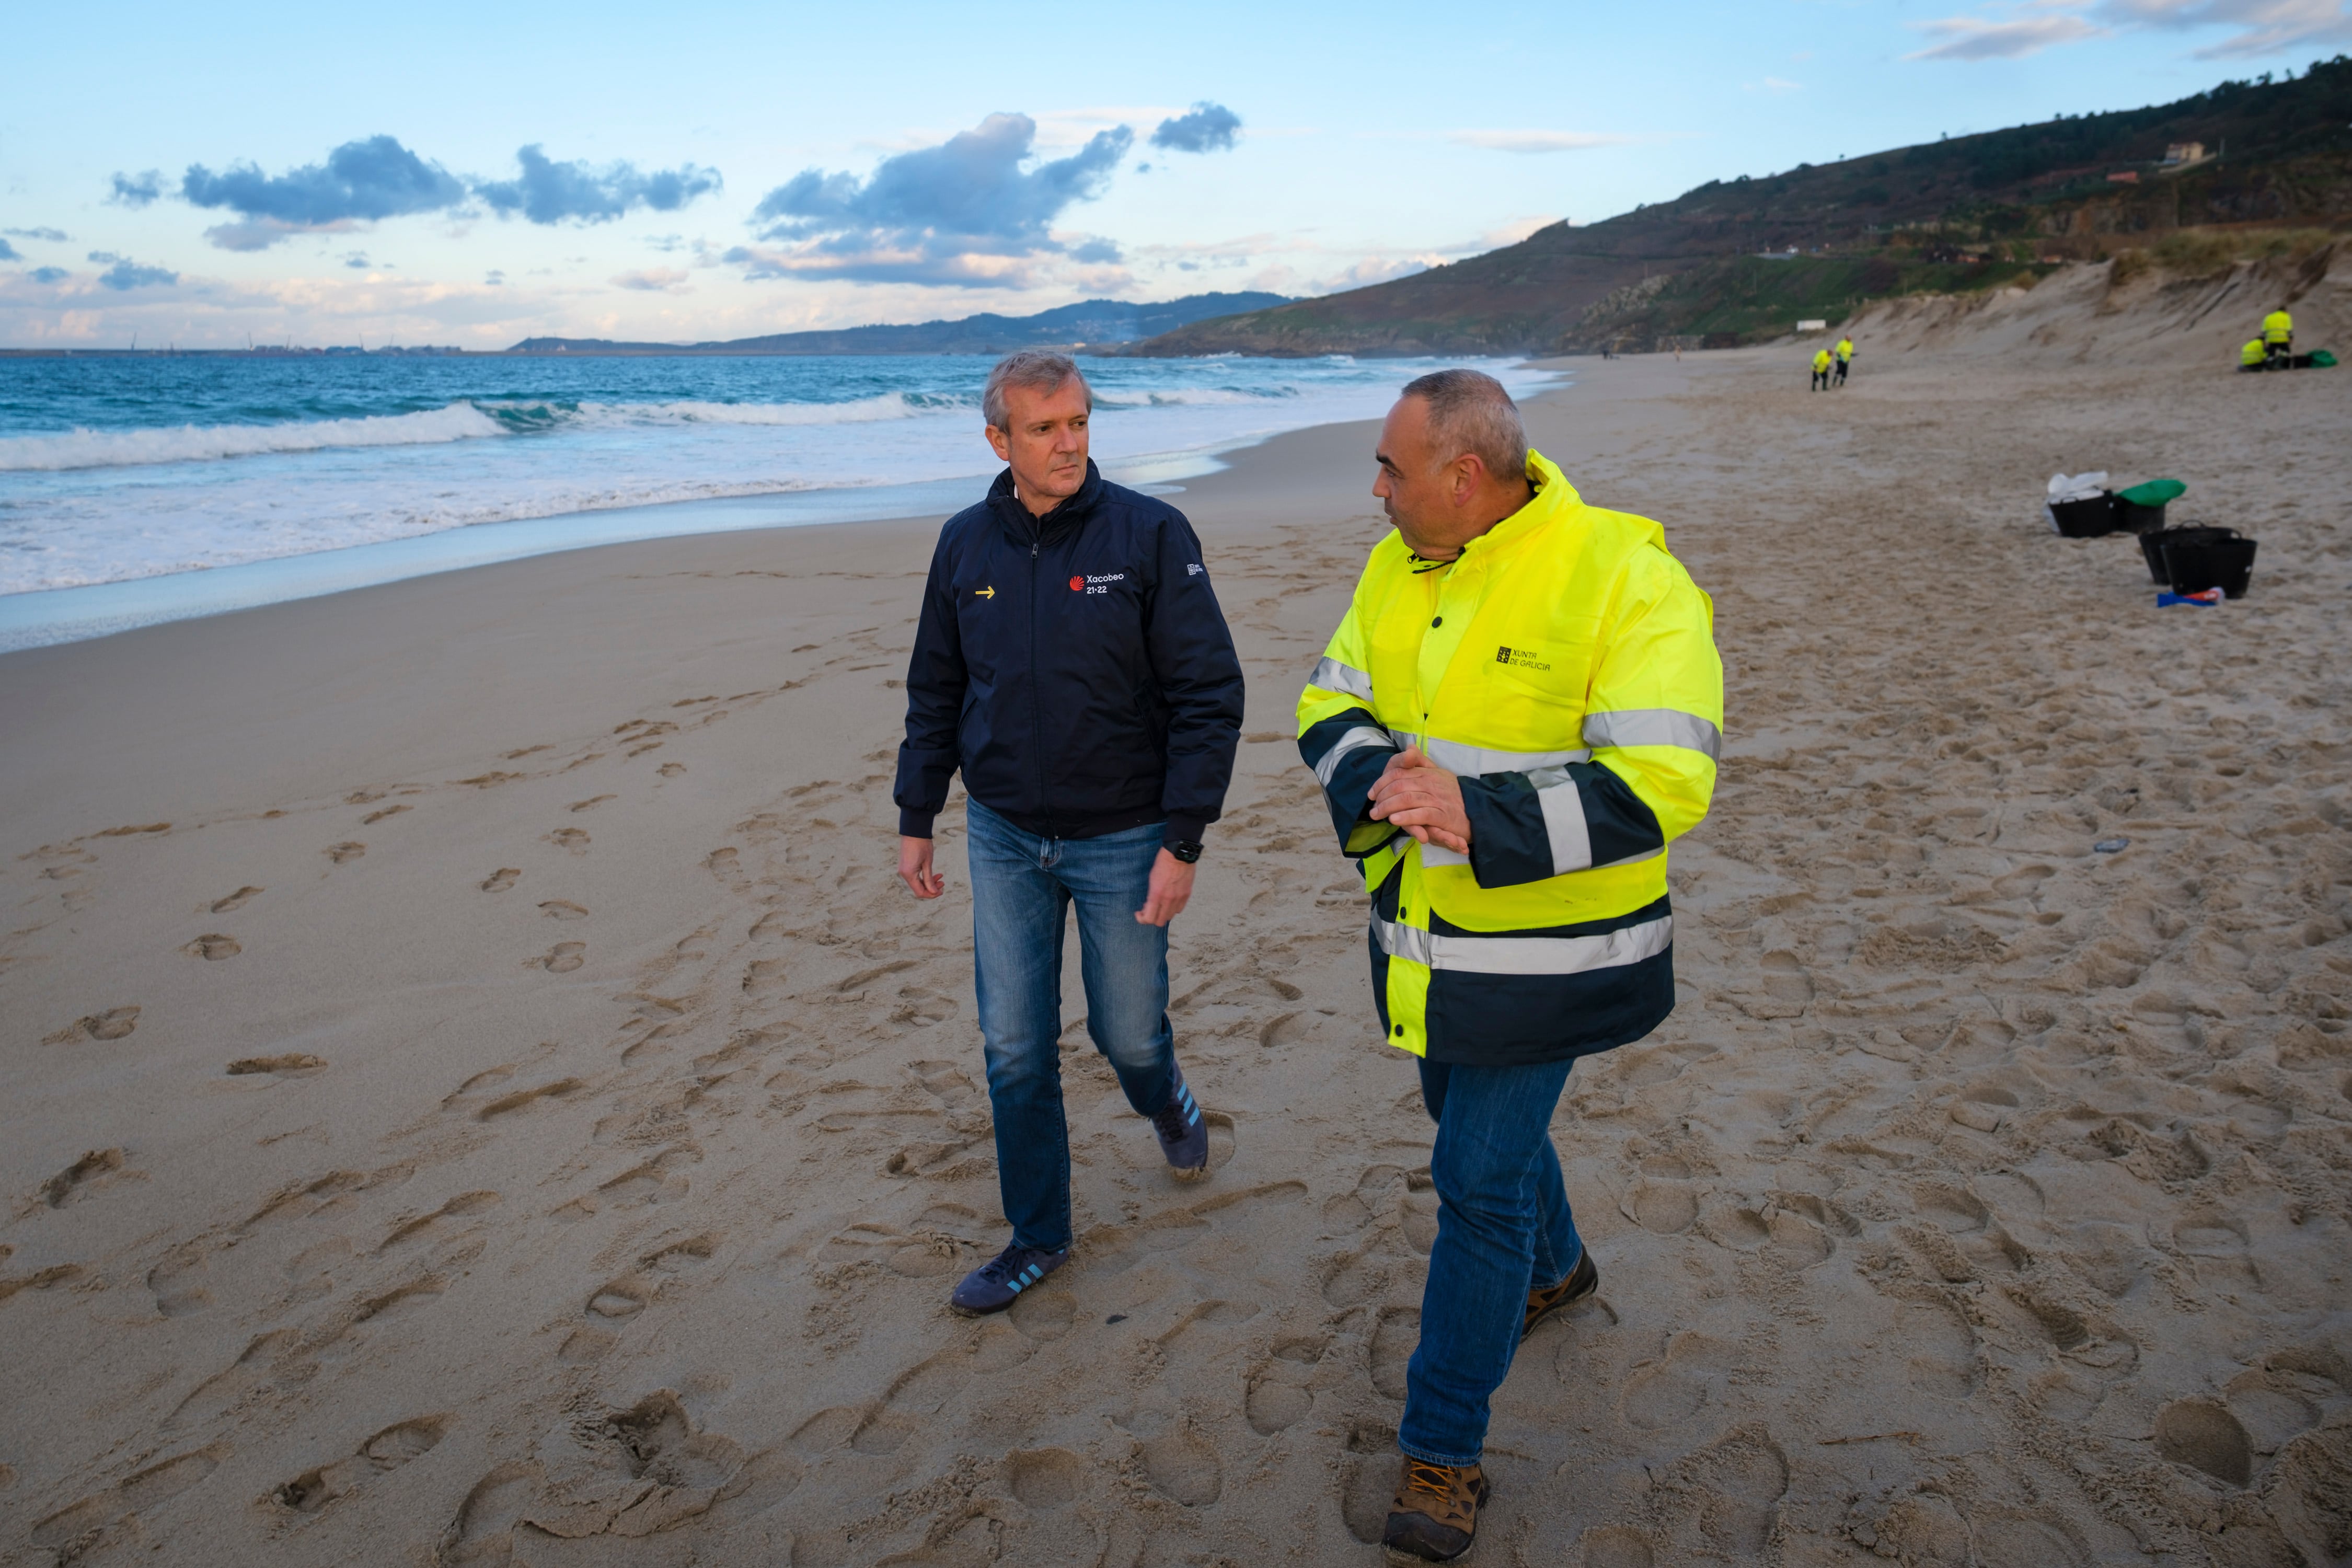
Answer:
[
  {"left": 2264, "top": 310, "right": 2293, "bottom": 344},
  {"left": 1296, "top": 451, "right": 1724, "bottom": 1066}
]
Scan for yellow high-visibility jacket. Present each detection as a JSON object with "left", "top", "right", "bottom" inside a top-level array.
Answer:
[
  {"left": 2264, "top": 309, "right": 2293, "bottom": 344},
  {"left": 1812, "top": 349, "right": 1834, "bottom": 373},
  {"left": 1296, "top": 452, "right": 1724, "bottom": 1065},
  {"left": 1836, "top": 338, "right": 1855, "bottom": 362},
  {"left": 2242, "top": 338, "right": 2269, "bottom": 367}
]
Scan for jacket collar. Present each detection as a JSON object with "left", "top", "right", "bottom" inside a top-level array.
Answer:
[
  {"left": 988, "top": 459, "right": 1105, "bottom": 544},
  {"left": 1454, "top": 449, "right": 1582, "bottom": 565}
]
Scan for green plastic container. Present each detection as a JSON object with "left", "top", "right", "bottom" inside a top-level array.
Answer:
[{"left": 2115, "top": 478, "right": 2187, "bottom": 534}]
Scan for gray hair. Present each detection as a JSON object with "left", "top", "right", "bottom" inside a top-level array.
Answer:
[
  {"left": 1400, "top": 368, "right": 1527, "bottom": 480},
  {"left": 983, "top": 350, "right": 1092, "bottom": 430}
]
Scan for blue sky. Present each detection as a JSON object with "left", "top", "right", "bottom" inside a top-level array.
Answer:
[{"left": 3, "top": 0, "right": 2345, "bottom": 348}]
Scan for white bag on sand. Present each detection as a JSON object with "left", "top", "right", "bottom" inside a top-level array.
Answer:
[{"left": 2047, "top": 470, "right": 2108, "bottom": 503}]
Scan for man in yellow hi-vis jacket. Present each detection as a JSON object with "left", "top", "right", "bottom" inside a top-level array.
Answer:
[
  {"left": 1297, "top": 371, "right": 1722, "bottom": 1562},
  {"left": 2263, "top": 307, "right": 2294, "bottom": 367}
]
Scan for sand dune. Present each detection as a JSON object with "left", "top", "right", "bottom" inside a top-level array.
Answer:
[{"left": 2, "top": 288, "right": 2349, "bottom": 1566}]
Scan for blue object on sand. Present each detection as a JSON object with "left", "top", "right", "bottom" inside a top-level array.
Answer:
[
  {"left": 2094, "top": 838, "right": 2130, "bottom": 854},
  {"left": 2158, "top": 589, "right": 2223, "bottom": 607}
]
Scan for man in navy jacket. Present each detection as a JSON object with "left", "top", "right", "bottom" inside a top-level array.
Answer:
[{"left": 894, "top": 351, "right": 1245, "bottom": 1315}]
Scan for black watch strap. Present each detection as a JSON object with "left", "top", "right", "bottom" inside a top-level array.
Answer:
[{"left": 1168, "top": 839, "right": 1203, "bottom": 863}]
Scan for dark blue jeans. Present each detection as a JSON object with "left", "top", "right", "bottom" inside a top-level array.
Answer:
[
  {"left": 965, "top": 799, "right": 1177, "bottom": 1254},
  {"left": 1399, "top": 1055, "right": 1585, "bottom": 1466}
]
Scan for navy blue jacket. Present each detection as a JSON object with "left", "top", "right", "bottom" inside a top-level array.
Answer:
[{"left": 895, "top": 462, "right": 1245, "bottom": 848}]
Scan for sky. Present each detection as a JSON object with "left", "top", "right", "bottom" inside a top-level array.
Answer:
[{"left": 3, "top": 0, "right": 2346, "bottom": 349}]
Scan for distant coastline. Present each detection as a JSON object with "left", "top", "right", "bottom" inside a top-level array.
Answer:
[{"left": 0, "top": 290, "right": 1292, "bottom": 360}]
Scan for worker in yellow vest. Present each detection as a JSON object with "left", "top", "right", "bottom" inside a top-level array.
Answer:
[
  {"left": 1298, "top": 370, "right": 1722, "bottom": 1562},
  {"left": 1834, "top": 335, "right": 1855, "bottom": 386},
  {"left": 2263, "top": 308, "right": 2293, "bottom": 367},
  {"left": 2240, "top": 338, "right": 2269, "bottom": 372},
  {"left": 1811, "top": 346, "right": 1832, "bottom": 391}
]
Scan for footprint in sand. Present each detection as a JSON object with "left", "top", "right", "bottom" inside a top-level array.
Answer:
[
  {"left": 544, "top": 828, "right": 590, "bottom": 853},
  {"left": 1369, "top": 1306, "right": 1419, "bottom": 1399},
  {"left": 274, "top": 1415, "right": 451, "bottom": 1514},
  {"left": 568, "top": 795, "right": 615, "bottom": 812},
  {"left": 539, "top": 942, "right": 586, "bottom": 973},
  {"left": 1245, "top": 1338, "right": 1328, "bottom": 1434},
  {"left": 1006, "top": 1447, "right": 1084, "bottom": 1509},
  {"left": 1620, "top": 1331, "right": 1739, "bottom": 1431},
  {"left": 1138, "top": 1420, "right": 1224, "bottom": 1506},
  {"left": 480, "top": 868, "right": 521, "bottom": 892},
  {"left": 436, "top": 1462, "right": 543, "bottom": 1566},
  {"left": 377, "top": 1191, "right": 500, "bottom": 1254},
  {"left": 166, "top": 1331, "right": 295, "bottom": 1429},
  {"left": 315, "top": 1277, "right": 446, "bottom": 1363},
  {"left": 325, "top": 841, "right": 365, "bottom": 864},
  {"left": 471, "top": 1077, "right": 582, "bottom": 1122},
  {"left": 228, "top": 1053, "right": 326, "bottom": 1076},
  {"left": 2154, "top": 1398, "right": 2254, "bottom": 1487},
  {"left": 1688, "top": 1429, "right": 1790, "bottom": 1558},
  {"left": 210, "top": 886, "right": 263, "bottom": 913},
  {"left": 845, "top": 1320, "right": 1039, "bottom": 1455},
  {"left": 30, "top": 1446, "right": 223, "bottom": 1553},
  {"left": 146, "top": 1247, "right": 213, "bottom": 1318},
  {"left": 182, "top": 933, "right": 241, "bottom": 960},
  {"left": 361, "top": 804, "right": 410, "bottom": 825},
  {"left": 583, "top": 1233, "right": 721, "bottom": 1323},
  {"left": 657, "top": 763, "right": 686, "bottom": 777},
  {"left": 45, "top": 1005, "right": 142, "bottom": 1044},
  {"left": 41, "top": 1147, "right": 126, "bottom": 1208}
]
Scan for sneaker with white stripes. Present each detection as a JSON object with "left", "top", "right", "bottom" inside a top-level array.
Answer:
[
  {"left": 1151, "top": 1066, "right": 1209, "bottom": 1181},
  {"left": 949, "top": 1242, "right": 1068, "bottom": 1316}
]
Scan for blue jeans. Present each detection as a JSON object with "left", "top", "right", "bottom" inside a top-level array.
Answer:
[
  {"left": 1399, "top": 1056, "right": 1584, "bottom": 1467},
  {"left": 965, "top": 799, "right": 1177, "bottom": 1253}
]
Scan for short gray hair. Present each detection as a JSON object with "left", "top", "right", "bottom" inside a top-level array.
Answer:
[
  {"left": 1400, "top": 368, "right": 1527, "bottom": 480},
  {"left": 984, "top": 350, "right": 1092, "bottom": 430}
]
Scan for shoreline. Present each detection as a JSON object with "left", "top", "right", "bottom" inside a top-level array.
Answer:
[{"left": 0, "top": 360, "right": 1573, "bottom": 654}]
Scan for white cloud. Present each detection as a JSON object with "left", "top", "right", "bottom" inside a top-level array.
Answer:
[
  {"left": 1446, "top": 130, "right": 1631, "bottom": 154},
  {"left": 2100, "top": 0, "right": 2352, "bottom": 54},
  {"left": 1908, "top": 0, "right": 2347, "bottom": 59},
  {"left": 1907, "top": 10, "right": 2106, "bottom": 58},
  {"left": 612, "top": 268, "right": 691, "bottom": 293}
]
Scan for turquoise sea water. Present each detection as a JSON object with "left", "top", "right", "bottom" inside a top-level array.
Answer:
[{"left": 0, "top": 353, "right": 1556, "bottom": 594}]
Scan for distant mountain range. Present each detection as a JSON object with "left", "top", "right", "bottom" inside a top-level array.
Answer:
[
  {"left": 1128, "top": 57, "right": 2352, "bottom": 356},
  {"left": 508, "top": 292, "right": 1292, "bottom": 355}
]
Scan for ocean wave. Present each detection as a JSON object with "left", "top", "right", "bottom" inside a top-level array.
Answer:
[
  {"left": 0, "top": 403, "right": 513, "bottom": 472},
  {"left": 1093, "top": 386, "right": 1297, "bottom": 410},
  {"left": 0, "top": 391, "right": 975, "bottom": 472},
  {"left": 561, "top": 391, "right": 970, "bottom": 428}
]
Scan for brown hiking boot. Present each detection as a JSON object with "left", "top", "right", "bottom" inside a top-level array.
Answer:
[
  {"left": 1520, "top": 1247, "right": 1599, "bottom": 1342},
  {"left": 1381, "top": 1457, "right": 1489, "bottom": 1562}
]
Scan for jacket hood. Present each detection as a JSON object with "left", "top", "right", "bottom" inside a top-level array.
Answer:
[{"left": 1460, "top": 449, "right": 1661, "bottom": 561}]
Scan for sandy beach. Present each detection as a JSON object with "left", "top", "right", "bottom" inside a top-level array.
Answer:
[{"left": 4, "top": 263, "right": 2351, "bottom": 1566}]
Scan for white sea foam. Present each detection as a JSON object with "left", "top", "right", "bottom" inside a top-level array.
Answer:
[
  {"left": 563, "top": 393, "right": 963, "bottom": 428},
  {"left": 0, "top": 403, "right": 512, "bottom": 472}
]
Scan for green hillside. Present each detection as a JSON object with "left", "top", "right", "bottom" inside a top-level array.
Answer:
[{"left": 1130, "top": 57, "right": 2352, "bottom": 356}]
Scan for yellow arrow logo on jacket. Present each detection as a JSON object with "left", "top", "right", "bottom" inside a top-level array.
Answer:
[{"left": 974, "top": 585, "right": 995, "bottom": 599}]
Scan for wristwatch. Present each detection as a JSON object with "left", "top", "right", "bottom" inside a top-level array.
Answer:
[{"left": 1167, "top": 840, "right": 1203, "bottom": 864}]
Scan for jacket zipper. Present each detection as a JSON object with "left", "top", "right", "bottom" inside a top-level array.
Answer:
[{"left": 1029, "top": 536, "right": 1054, "bottom": 838}]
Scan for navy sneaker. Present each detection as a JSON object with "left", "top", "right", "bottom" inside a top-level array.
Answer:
[
  {"left": 949, "top": 1243, "right": 1067, "bottom": 1316},
  {"left": 1151, "top": 1067, "right": 1210, "bottom": 1181}
]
